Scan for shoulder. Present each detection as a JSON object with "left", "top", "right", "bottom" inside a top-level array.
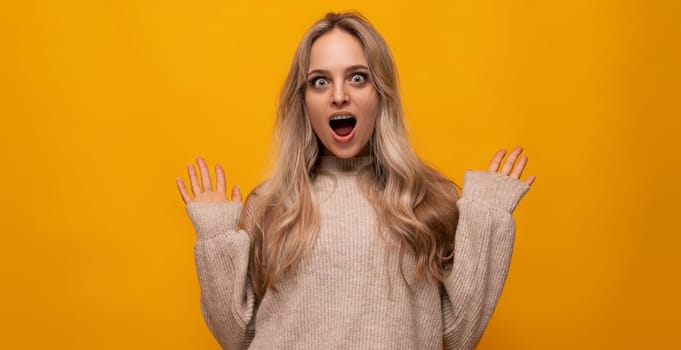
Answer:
[
  {"left": 240, "top": 181, "right": 269, "bottom": 229},
  {"left": 421, "top": 162, "right": 460, "bottom": 203},
  {"left": 437, "top": 177, "right": 460, "bottom": 203}
]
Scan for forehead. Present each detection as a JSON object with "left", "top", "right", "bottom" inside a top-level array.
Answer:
[{"left": 308, "top": 28, "right": 368, "bottom": 70}]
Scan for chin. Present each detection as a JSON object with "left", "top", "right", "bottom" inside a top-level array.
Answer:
[
  {"left": 328, "top": 148, "right": 360, "bottom": 159},
  {"left": 323, "top": 143, "right": 367, "bottom": 159}
]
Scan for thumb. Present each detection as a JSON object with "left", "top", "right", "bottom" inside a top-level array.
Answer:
[{"left": 231, "top": 185, "right": 242, "bottom": 202}]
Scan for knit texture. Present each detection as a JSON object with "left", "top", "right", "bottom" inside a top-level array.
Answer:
[{"left": 186, "top": 156, "right": 530, "bottom": 350}]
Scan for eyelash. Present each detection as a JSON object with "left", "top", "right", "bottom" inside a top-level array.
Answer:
[{"left": 309, "top": 72, "right": 369, "bottom": 88}]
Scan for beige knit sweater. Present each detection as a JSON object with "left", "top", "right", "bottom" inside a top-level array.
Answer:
[{"left": 186, "top": 156, "right": 530, "bottom": 350}]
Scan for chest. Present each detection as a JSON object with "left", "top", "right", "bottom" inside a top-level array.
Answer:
[{"left": 311, "top": 177, "right": 383, "bottom": 266}]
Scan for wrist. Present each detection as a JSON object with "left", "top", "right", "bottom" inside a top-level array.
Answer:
[
  {"left": 185, "top": 201, "right": 243, "bottom": 239},
  {"left": 461, "top": 171, "right": 530, "bottom": 213}
]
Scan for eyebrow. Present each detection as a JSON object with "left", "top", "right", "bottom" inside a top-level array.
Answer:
[{"left": 307, "top": 65, "right": 370, "bottom": 76}]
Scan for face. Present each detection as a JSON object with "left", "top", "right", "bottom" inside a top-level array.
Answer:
[{"left": 304, "top": 28, "right": 379, "bottom": 159}]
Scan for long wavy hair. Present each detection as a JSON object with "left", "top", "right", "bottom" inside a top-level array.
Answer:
[{"left": 242, "top": 12, "right": 460, "bottom": 298}]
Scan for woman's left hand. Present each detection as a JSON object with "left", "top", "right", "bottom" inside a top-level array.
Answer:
[{"left": 487, "top": 147, "right": 536, "bottom": 186}]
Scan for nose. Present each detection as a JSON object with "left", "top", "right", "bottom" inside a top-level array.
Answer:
[{"left": 331, "top": 83, "right": 349, "bottom": 107}]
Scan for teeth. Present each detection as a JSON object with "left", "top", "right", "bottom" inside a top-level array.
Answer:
[{"left": 331, "top": 115, "right": 354, "bottom": 121}]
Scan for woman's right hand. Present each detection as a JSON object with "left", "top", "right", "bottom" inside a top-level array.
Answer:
[{"left": 176, "top": 157, "right": 242, "bottom": 204}]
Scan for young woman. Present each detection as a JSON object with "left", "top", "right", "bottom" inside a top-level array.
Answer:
[{"left": 176, "top": 12, "right": 535, "bottom": 350}]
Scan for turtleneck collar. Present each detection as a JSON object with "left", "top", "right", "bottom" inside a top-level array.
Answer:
[{"left": 317, "top": 155, "right": 373, "bottom": 175}]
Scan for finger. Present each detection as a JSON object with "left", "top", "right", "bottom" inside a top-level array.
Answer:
[
  {"left": 509, "top": 154, "right": 528, "bottom": 180},
  {"left": 197, "top": 157, "right": 213, "bottom": 192},
  {"left": 215, "top": 165, "right": 226, "bottom": 194},
  {"left": 231, "top": 185, "right": 242, "bottom": 202},
  {"left": 176, "top": 178, "right": 191, "bottom": 204},
  {"left": 525, "top": 175, "right": 536, "bottom": 186},
  {"left": 187, "top": 164, "right": 202, "bottom": 196},
  {"left": 487, "top": 149, "right": 507, "bottom": 172},
  {"left": 500, "top": 146, "right": 523, "bottom": 176}
]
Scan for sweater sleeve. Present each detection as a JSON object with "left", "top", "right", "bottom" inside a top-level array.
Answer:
[
  {"left": 441, "top": 170, "right": 530, "bottom": 350},
  {"left": 186, "top": 201, "right": 257, "bottom": 350}
]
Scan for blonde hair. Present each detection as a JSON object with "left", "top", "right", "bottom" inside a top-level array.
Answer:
[{"left": 243, "top": 12, "right": 460, "bottom": 298}]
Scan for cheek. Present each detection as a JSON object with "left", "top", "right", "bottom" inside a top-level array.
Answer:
[
  {"left": 306, "top": 91, "right": 325, "bottom": 110},
  {"left": 304, "top": 93, "right": 326, "bottom": 129},
  {"left": 359, "top": 92, "right": 379, "bottom": 122},
  {"left": 304, "top": 93, "right": 317, "bottom": 115}
]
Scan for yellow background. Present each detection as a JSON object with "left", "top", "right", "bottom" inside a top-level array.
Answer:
[{"left": 2, "top": 0, "right": 679, "bottom": 348}]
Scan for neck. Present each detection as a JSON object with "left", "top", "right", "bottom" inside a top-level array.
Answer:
[{"left": 317, "top": 155, "right": 372, "bottom": 175}]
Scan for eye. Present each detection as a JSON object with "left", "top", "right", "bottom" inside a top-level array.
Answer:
[
  {"left": 311, "top": 77, "right": 329, "bottom": 88},
  {"left": 350, "top": 73, "right": 367, "bottom": 84}
]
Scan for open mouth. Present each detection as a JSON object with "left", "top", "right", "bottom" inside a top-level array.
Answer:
[{"left": 329, "top": 115, "right": 357, "bottom": 137}]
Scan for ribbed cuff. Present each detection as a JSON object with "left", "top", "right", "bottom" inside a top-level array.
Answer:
[
  {"left": 186, "top": 201, "right": 243, "bottom": 239},
  {"left": 461, "top": 171, "right": 530, "bottom": 213}
]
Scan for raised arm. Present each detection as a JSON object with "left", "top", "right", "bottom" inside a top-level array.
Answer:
[
  {"left": 177, "top": 157, "right": 257, "bottom": 350},
  {"left": 441, "top": 147, "right": 534, "bottom": 350}
]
